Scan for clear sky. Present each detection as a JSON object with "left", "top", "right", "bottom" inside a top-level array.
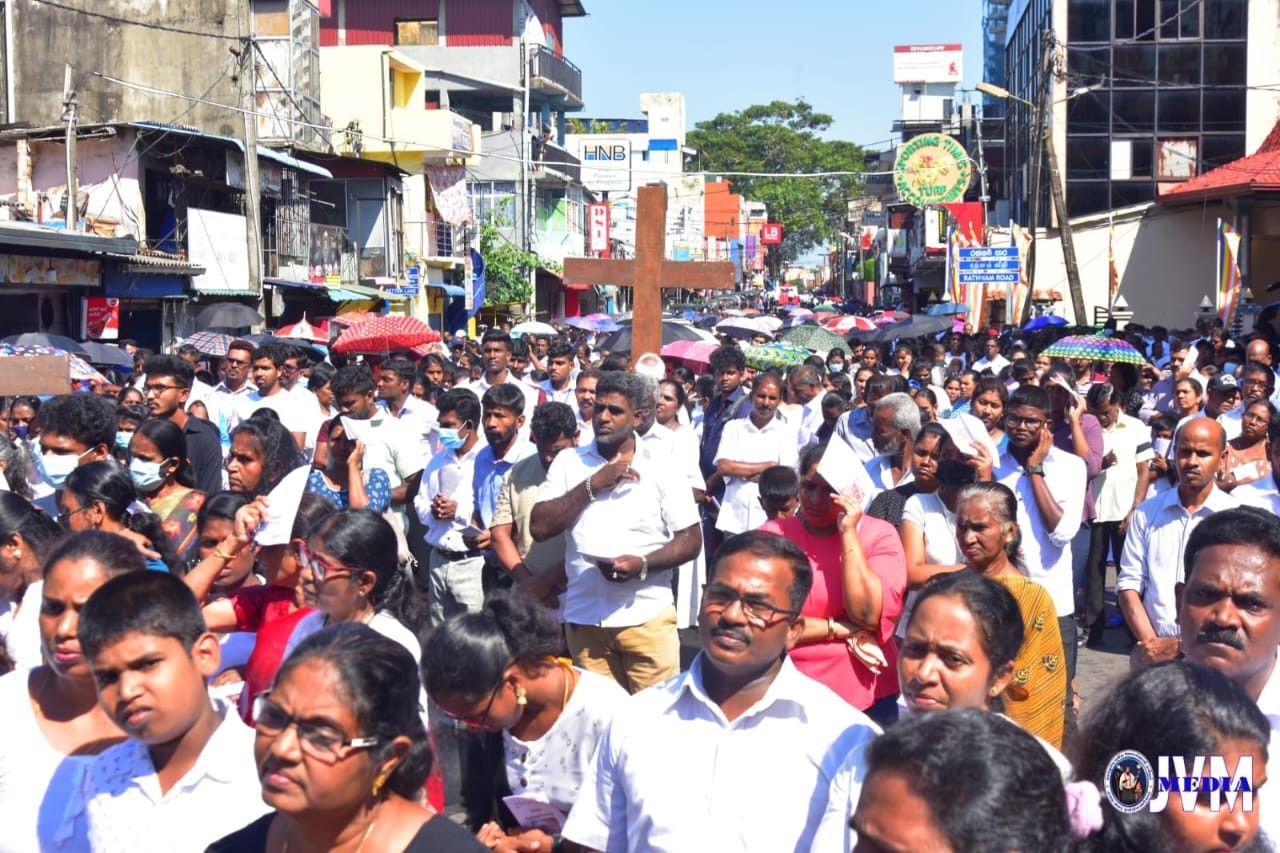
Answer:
[{"left": 564, "top": 1, "right": 986, "bottom": 153}]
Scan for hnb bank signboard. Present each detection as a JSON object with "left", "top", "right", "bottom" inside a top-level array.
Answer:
[{"left": 580, "top": 138, "right": 633, "bottom": 193}]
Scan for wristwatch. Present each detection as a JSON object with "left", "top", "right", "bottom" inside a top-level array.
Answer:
[
  {"left": 638, "top": 555, "right": 649, "bottom": 581},
  {"left": 1024, "top": 464, "right": 1046, "bottom": 476}
]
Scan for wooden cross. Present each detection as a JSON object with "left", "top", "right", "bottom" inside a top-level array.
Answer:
[{"left": 563, "top": 183, "right": 737, "bottom": 356}]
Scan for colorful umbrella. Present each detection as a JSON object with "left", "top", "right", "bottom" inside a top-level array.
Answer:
[
  {"left": 0, "top": 343, "right": 109, "bottom": 390},
  {"left": 784, "top": 305, "right": 812, "bottom": 315},
  {"left": 184, "top": 331, "right": 234, "bottom": 357},
  {"left": 1039, "top": 334, "right": 1148, "bottom": 365},
  {"left": 660, "top": 340, "right": 719, "bottom": 371},
  {"left": 823, "top": 315, "right": 877, "bottom": 333},
  {"left": 744, "top": 342, "right": 811, "bottom": 371},
  {"left": 279, "top": 313, "right": 329, "bottom": 343},
  {"left": 925, "top": 302, "right": 969, "bottom": 316},
  {"left": 782, "top": 315, "right": 816, "bottom": 329},
  {"left": 778, "top": 324, "right": 849, "bottom": 353},
  {"left": 812, "top": 303, "right": 838, "bottom": 312},
  {"left": 332, "top": 316, "right": 442, "bottom": 354}
]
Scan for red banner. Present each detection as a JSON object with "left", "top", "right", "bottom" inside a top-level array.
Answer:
[{"left": 83, "top": 297, "right": 119, "bottom": 340}]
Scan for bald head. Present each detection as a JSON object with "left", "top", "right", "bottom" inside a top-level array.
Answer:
[
  {"left": 1247, "top": 339, "right": 1273, "bottom": 367},
  {"left": 1178, "top": 415, "right": 1227, "bottom": 453}
]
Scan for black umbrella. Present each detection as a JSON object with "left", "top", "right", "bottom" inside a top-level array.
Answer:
[
  {"left": 596, "top": 321, "right": 708, "bottom": 354},
  {"left": 195, "top": 303, "right": 264, "bottom": 329},
  {"left": 847, "top": 315, "right": 955, "bottom": 344},
  {"left": 78, "top": 341, "right": 133, "bottom": 366},
  {"left": 243, "top": 334, "right": 327, "bottom": 364},
  {"left": 2, "top": 332, "right": 88, "bottom": 355}
]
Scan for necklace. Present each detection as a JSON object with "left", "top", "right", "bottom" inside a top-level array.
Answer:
[{"left": 282, "top": 817, "right": 376, "bottom": 853}]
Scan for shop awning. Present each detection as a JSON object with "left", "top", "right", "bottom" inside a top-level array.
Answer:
[
  {"left": 424, "top": 282, "right": 467, "bottom": 297},
  {"left": 565, "top": 282, "right": 589, "bottom": 291},
  {"left": 105, "top": 252, "right": 206, "bottom": 276},
  {"left": 264, "top": 277, "right": 324, "bottom": 291},
  {"left": 327, "top": 283, "right": 386, "bottom": 301}
]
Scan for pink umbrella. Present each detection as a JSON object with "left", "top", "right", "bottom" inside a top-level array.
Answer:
[
  {"left": 875, "top": 310, "right": 911, "bottom": 326},
  {"left": 660, "top": 340, "right": 719, "bottom": 371},
  {"left": 823, "top": 315, "right": 877, "bottom": 333}
]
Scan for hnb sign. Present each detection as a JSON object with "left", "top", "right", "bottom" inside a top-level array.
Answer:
[
  {"left": 580, "top": 138, "right": 632, "bottom": 192},
  {"left": 1104, "top": 750, "right": 1254, "bottom": 815}
]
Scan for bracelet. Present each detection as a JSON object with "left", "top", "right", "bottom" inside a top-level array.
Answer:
[
  {"left": 827, "top": 617, "right": 836, "bottom": 640},
  {"left": 213, "top": 547, "right": 240, "bottom": 561},
  {"left": 584, "top": 477, "right": 596, "bottom": 502},
  {"left": 639, "top": 555, "right": 648, "bottom": 581}
]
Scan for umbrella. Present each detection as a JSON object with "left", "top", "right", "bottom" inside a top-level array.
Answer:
[
  {"left": 779, "top": 324, "right": 850, "bottom": 353},
  {"left": 715, "top": 317, "right": 775, "bottom": 340},
  {"left": 782, "top": 315, "right": 816, "bottom": 329},
  {"left": 925, "top": 302, "right": 969, "bottom": 316},
  {"left": 823, "top": 315, "right": 877, "bottom": 333},
  {"left": 194, "top": 302, "right": 264, "bottom": 329},
  {"left": 1022, "top": 315, "right": 1068, "bottom": 332},
  {"left": 279, "top": 314, "right": 329, "bottom": 343},
  {"left": 744, "top": 342, "right": 811, "bottom": 371},
  {"left": 1039, "top": 334, "right": 1148, "bottom": 365},
  {"left": 2, "top": 332, "right": 88, "bottom": 356},
  {"left": 785, "top": 305, "right": 813, "bottom": 315},
  {"left": 659, "top": 340, "right": 719, "bottom": 371},
  {"left": 875, "top": 310, "right": 911, "bottom": 326},
  {"left": 332, "top": 316, "right": 442, "bottom": 354},
  {"left": 184, "top": 331, "right": 234, "bottom": 357},
  {"left": 848, "top": 315, "right": 955, "bottom": 343},
  {"left": 595, "top": 321, "right": 706, "bottom": 354},
  {"left": 77, "top": 341, "right": 133, "bottom": 367},
  {"left": 327, "top": 311, "right": 381, "bottom": 328},
  {"left": 812, "top": 303, "right": 838, "bottom": 312},
  {"left": 243, "top": 335, "right": 328, "bottom": 363},
  {"left": 565, "top": 315, "right": 620, "bottom": 333},
  {"left": 757, "top": 315, "right": 783, "bottom": 331},
  {"left": 511, "top": 321, "right": 559, "bottom": 337},
  {"left": 0, "top": 343, "right": 108, "bottom": 389}
]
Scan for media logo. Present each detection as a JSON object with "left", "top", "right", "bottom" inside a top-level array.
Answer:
[
  {"left": 1104, "top": 750, "right": 1153, "bottom": 814},
  {"left": 1103, "top": 751, "right": 1255, "bottom": 814}
]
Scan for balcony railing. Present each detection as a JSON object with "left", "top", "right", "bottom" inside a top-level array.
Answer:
[
  {"left": 408, "top": 217, "right": 470, "bottom": 261},
  {"left": 267, "top": 216, "right": 358, "bottom": 284},
  {"left": 528, "top": 45, "right": 582, "bottom": 107}
]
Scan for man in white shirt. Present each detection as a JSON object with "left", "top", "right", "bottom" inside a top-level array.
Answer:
[
  {"left": 864, "top": 392, "right": 919, "bottom": 502},
  {"left": 376, "top": 356, "right": 439, "bottom": 452},
  {"left": 247, "top": 342, "right": 309, "bottom": 450},
  {"left": 538, "top": 340, "right": 578, "bottom": 405},
  {"left": 562, "top": 530, "right": 880, "bottom": 853},
  {"left": 1176, "top": 506, "right": 1280, "bottom": 849},
  {"left": 330, "top": 365, "right": 425, "bottom": 518},
  {"left": 208, "top": 339, "right": 257, "bottom": 441},
  {"left": 834, "top": 373, "right": 896, "bottom": 463},
  {"left": 992, "top": 385, "right": 1086, "bottom": 677},
  {"left": 531, "top": 371, "right": 701, "bottom": 693},
  {"left": 1119, "top": 416, "right": 1238, "bottom": 666},
  {"left": 415, "top": 387, "right": 486, "bottom": 622},
  {"left": 971, "top": 337, "right": 1010, "bottom": 375},
  {"left": 575, "top": 368, "right": 600, "bottom": 446},
  {"left": 786, "top": 364, "right": 826, "bottom": 438},
  {"left": 176, "top": 344, "right": 216, "bottom": 413},
  {"left": 468, "top": 329, "right": 544, "bottom": 420}
]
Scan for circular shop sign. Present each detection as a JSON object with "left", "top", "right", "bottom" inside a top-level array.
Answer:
[{"left": 893, "top": 133, "right": 973, "bottom": 207}]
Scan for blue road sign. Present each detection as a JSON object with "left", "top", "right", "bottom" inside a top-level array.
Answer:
[
  {"left": 387, "top": 286, "right": 420, "bottom": 296},
  {"left": 957, "top": 247, "right": 1019, "bottom": 260},
  {"left": 407, "top": 267, "right": 421, "bottom": 286},
  {"left": 956, "top": 247, "right": 1020, "bottom": 285}
]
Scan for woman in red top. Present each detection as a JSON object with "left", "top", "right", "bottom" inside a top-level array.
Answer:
[{"left": 760, "top": 442, "right": 906, "bottom": 726}]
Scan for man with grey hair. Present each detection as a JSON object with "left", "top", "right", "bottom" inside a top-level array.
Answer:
[
  {"left": 531, "top": 371, "right": 702, "bottom": 691},
  {"left": 788, "top": 364, "right": 825, "bottom": 438},
  {"left": 865, "top": 392, "right": 920, "bottom": 502}
]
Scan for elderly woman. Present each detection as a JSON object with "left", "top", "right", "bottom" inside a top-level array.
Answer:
[{"left": 208, "top": 624, "right": 484, "bottom": 851}]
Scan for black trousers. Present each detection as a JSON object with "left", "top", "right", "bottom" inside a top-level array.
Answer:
[{"left": 1085, "top": 519, "right": 1126, "bottom": 634}]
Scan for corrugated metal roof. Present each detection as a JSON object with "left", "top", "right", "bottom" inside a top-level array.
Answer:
[{"left": 129, "top": 122, "right": 334, "bottom": 179}]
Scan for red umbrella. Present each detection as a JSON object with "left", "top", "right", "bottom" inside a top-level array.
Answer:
[
  {"left": 823, "top": 315, "right": 877, "bottom": 333},
  {"left": 327, "top": 311, "right": 380, "bottom": 328},
  {"left": 332, "top": 316, "right": 442, "bottom": 354},
  {"left": 278, "top": 313, "right": 329, "bottom": 343},
  {"left": 660, "top": 340, "right": 718, "bottom": 371}
]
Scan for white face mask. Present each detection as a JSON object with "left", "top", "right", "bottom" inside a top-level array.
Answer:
[
  {"left": 38, "top": 448, "right": 91, "bottom": 488},
  {"left": 129, "top": 458, "right": 168, "bottom": 493}
]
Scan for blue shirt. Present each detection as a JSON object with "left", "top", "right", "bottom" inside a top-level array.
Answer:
[
  {"left": 698, "top": 386, "right": 750, "bottom": 480},
  {"left": 472, "top": 440, "right": 535, "bottom": 529}
]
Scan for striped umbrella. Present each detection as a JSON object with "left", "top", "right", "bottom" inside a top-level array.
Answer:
[{"left": 823, "top": 315, "right": 877, "bottom": 333}]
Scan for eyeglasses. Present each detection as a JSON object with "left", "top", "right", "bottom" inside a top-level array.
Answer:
[
  {"left": 143, "top": 383, "right": 180, "bottom": 395},
  {"left": 701, "top": 583, "right": 800, "bottom": 627},
  {"left": 436, "top": 679, "right": 504, "bottom": 729},
  {"left": 1005, "top": 415, "right": 1046, "bottom": 429},
  {"left": 252, "top": 695, "right": 379, "bottom": 763},
  {"left": 297, "top": 543, "right": 358, "bottom": 583},
  {"left": 57, "top": 505, "right": 92, "bottom": 527},
  {"left": 223, "top": 357, "right": 250, "bottom": 367}
]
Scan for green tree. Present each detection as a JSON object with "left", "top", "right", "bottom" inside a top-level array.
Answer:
[
  {"left": 477, "top": 221, "right": 561, "bottom": 306},
  {"left": 686, "top": 100, "right": 865, "bottom": 264}
]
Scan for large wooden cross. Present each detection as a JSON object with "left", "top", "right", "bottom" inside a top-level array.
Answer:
[{"left": 563, "top": 183, "right": 737, "bottom": 356}]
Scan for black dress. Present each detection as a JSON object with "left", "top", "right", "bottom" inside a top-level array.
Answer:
[{"left": 206, "top": 812, "right": 487, "bottom": 852}]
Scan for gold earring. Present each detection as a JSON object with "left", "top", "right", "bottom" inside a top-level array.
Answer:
[
  {"left": 371, "top": 772, "right": 388, "bottom": 798},
  {"left": 514, "top": 685, "right": 527, "bottom": 706}
]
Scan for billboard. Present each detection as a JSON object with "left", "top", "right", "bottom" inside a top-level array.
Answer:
[
  {"left": 893, "top": 44, "right": 963, "bottom": 84},
  {"left": 579, "top": 138, "right": 633, "bottom": 192}
]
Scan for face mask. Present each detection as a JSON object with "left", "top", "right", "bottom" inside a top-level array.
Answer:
[
  {"left": 10, "top": 425, "right": 27, "bottom": 440},
  {"left": 38, "top": 449, "right": 89, "bottom": 488},
  {"left": 827, "top": 362, "right": 844, "bottom": 374},
  {"left": 116, "top": 430, "right": 134, "bottom": 450},
  {"left": 936, "top": 459, "right": 976, "bottom": 488},
  {"left": 129, "top": 458, "right": 167, "bottom": 493},
  {"left": 438, "top": 427, "right": 467, "bottom": 450}
]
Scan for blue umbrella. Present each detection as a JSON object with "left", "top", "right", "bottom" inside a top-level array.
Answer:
[
  {"left": 1022, "top": 315, "right": 1068, "bottom": 332},
  {"left": 926, "top": 301, "right": 969, "bottom": 316}
]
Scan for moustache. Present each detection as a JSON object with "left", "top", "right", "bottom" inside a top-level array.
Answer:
[
  {"left": 1196, "top": 625, "right": 1245, "bottom": 650},
  {"left": 710, "top": 624, "right": 751, "bottom": 646}
]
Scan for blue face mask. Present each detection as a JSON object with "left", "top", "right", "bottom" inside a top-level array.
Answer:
[
  {"left": 129, "top": 457, "right": 167, "bottom": 493},
  {"left": 827, "top": 362, "right": 845, "bottom": 374},
  {"left": 438, "top": 427, "right": 467, "bottom": 450},
  {"left": 115, "top": 430, "right": 134, "bottom": 450},
  {"left": 38, "top": 449, "right": 89, "bottom": 489},
  {"left": 10, "top": 425, "right": 27, "bottom": 440}
]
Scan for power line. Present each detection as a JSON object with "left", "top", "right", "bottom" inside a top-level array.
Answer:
[{"left": 34, "top": 0, "right": 243, "bottom": 41}]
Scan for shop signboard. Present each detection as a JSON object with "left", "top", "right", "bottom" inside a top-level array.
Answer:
[{"left": 894, "top": 133, "right": 972, "bottom": 208}]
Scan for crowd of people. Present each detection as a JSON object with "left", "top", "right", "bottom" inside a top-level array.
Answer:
[{"left": 0, "top": 312, "right": 1275, "bottom": 851}]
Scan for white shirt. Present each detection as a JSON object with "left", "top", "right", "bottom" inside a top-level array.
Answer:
[
  {"left": 993, "top": 446, "right": 1087, "bottom": 617},
  {"left": 1116, "top": 485, "right": 1240, "bottom": 638},
  {"left": 539, "top": 377, "right": 577, "bottom": 406},
  {"left": 1217, "top": 404, "right": 1243, "bottom": 442},
  {"left": 467, "top": 372, "right": 543, "bottom": 438},
  {"left": 1093, "top": 414, "right": 1155, "bottom": 522},
  {"left": 896, "top": 492, "right": 962, "bottom": 641},
  {"left": 248, "top": 389, "right": 310, "bottom": 436},
  {"left": 538, "top": 439, "right": 700, "bottom": 627},
  {"left": 972, "top": 353, "right": 1010, "bottom": 374},
  {"left": 208, "top": 379, "right": 256, "bottom": 436},
  {"left": 714, "top": 414, "right": 800, "bottom": 535},
  {"left": 0, "top": 669, "right": 93, "bottom": 853},
  {"left": 416, "top": 442, "right": 484, "bottom": 552},
  {"left": 833, "top": 407, "right": 876, "bottom": 463},
  {"left": 562, "top": 654, "right": 881, "bottom": 853},
  {"left": 1233, "top": 477, "right": 1280, "bottom": 514},
  {"left": 863, "top": 453, "right": 914, "bottom": 504},
  {"left": 5, "top": 581, "right": 43, "bottom": 671},
  {"left": 57, "top": 700, "right": 269, "bottom": 853},
  {"left": 377, "top": 397, "right": 440, "bottom": 454}
]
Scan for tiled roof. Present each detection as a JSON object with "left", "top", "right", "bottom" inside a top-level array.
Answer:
[{"left": 1160, "top": 119, "right": 1280, "bottom": 202}]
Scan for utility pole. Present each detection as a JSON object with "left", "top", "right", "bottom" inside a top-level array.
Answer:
[
  {"left": 1047, "top": 124, "right": 1086, "bottom": 323},
  {"left": 237, "top": 13, "right": 263, "bottom": 307},
  {"left": 1020, "top": 30, "right": 1053, "bottom": 325},
  {"left": 61, "top": 64, "right": 77, "bottom": 231}
]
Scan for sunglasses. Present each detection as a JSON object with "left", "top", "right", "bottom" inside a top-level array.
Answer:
[{"left": 436, "top": 679, "right": 504, "bottom": 729}]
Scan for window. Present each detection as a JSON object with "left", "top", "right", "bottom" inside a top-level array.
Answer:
[
  {"left": 1157, "top": 89, "right": 1199, "bottom": 132},
  {"left": 1202, "top": 44, "right": 1246, "bottom": 86},
  {"left": 1111, "top": 182, "right": 1155, "bottom": 207},
  {"left": 1112, "top": 45, "right": 1155, "bottom": 87},
  {"left": 1067, "top": 181, "right": 1110, "bottom": 217},
  {"left": 1157, "top": 43, "right": 1200, "bottom": 85},
  {"left": 1067, "top": 137, "right": 1111, "bottom": 180},
  {"left": 1068, "top": 0, "right": 1111, "bottom": 41},
  {"left": 1204, "top": 0, "right": 1246, "bottom": 37},
  {"left": 1113, "top": 90, "right": 1155, "bottom": 132},
  {"left": 1202, "top": 88, "right": 1246, "bottom": 133},
  {"left": 394, "top": 19, "right": 438, "bottom": 46},
  {"left": 1068, "top": 89, "right": 1111, "bottom": 134},
  {"left": 1201, "top": 135, "right": 1246, "bottom": 169}
]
